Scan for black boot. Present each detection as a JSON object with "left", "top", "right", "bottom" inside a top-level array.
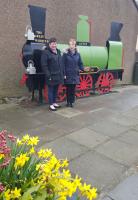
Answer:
[
  {"left": 66, "top": 102, "right": 70, "bottom": 107},
  {"left": 70, "top": 103, "right": 74, "bottom": 107}
]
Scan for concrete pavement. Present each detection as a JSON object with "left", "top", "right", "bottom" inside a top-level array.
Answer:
[{"left": 0, "top": 85, "right": 138, "bottom": 199}]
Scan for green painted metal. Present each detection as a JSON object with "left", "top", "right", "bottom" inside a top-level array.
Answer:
[
  {"left": 78, "top": 46, "right": 108, "bottom": 68},
  {"left": 57, "top": 44, "right": 108, "bottom": 68},
  {"left": 108, "top": 41, "right": 123, "bottom": 69},
  {"left": 77, "top": 15, "right": 90, "bottom": 42}
]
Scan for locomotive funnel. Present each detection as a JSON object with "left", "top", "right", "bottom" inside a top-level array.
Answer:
[
  {"left": 28, "top": 5, "right": 46, "bottom": 35},
  {"left": 108, "top": 21, "right": 123, "bottom": 42}
]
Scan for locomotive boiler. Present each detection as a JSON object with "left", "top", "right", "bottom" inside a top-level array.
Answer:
[{"left": 21, "top": 5, "right": 124, "bottom": 103}]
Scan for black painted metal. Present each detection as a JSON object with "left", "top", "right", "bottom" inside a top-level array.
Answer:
[
  {"left": 108, "top": 22, "right": 123, "bottom": 42},
  {"left": 28, "top": 5, "right": 46, "bottom": 34}
]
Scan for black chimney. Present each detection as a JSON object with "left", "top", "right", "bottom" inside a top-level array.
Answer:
[{"left": 28, "top": 5, "right": 46, "bottom": 35}]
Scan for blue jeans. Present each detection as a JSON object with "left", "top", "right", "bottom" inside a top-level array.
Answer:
[{"left": 48, "top": 85, "right": 59, "bottom": 105}]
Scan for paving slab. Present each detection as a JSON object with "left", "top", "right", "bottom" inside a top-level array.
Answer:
[
  {"left": 20, "top": 125, "right": 67, "bottom": 146},
  {"left": 55, "top": 107, "right": 83, "bottom": 118},
  {"left": 0, "top": 106, "right": 28, "bottom": 121},
  {"left": 75, "top": 98, "right": 106, "bottom": 112},
  {"left": 134, "top": 125, "right": 138, "bottom": 131},
  {"left": 69, "top": 151, "right": 126, "bottom": 191},
  {"left": 95, "top": 139, "right": 138, "bottom": 166},
  {"left": 122, "top": 106, "right": 138, "bottom": 120},
  {"left": 88, "top": 107, "right": 119, "bottom": 119},
  {"left": 66, "top": 127, "right": 109, "bottom": 149},
  {"left": 113, "top": 85, "right": 138, "bottom": 93},
  {"left": 0, "top": 85, "right": 138, "bottom": 199},
  {"left": 25, "top": 109, "right": 46, "bottom": 117},
  {"left": 117, "top": 129, "right": 138, "bottom": 146},
  {"left": 72, "top": 113, "right": 99, "bottom": 126},
  {"left": 47, "top": 118, "right": 85, "bottom": 133},
  {"left": 109, "top": 115, "right": 138, "bottom": 127},
  {"left": 73, "top": 108, "right": 119, "bottom": 126},
  {"left": 104, "top": 102, "right": 127, "bottom": 113},
  {"left": 88, "top": 119, "right": 129, "bottom": 137},
  {"left": 0, "top": 103, "right": 17, "bottom": 111},
  {"left": 107, "top": 94, "right": 138, "bottom": 112},
  {"left": 41, "top": 137, "right": 89, "bottom": 160},
  {"left": 26, "top": 110, "right": 64, "bottom": 125},
  {"left": 101, "top": 197, "right": 111, "bottom": 200},
  {"left": 106, "top": 174, "right": 138, "bottom": 200},
  {"left": 0, "top": 117, "right": 43, "bottom": 134}
]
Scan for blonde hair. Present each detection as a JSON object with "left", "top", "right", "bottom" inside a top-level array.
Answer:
[{"left": 69, "top": 38, "right": 76, "bottom": 44}]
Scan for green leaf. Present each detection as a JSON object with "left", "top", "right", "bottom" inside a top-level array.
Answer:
[
  {"left": 34, "top": 189, "right": 48, "bottom": 200},
  {"left": 20, "top": 185, "right": 40, "bottom": 200}
]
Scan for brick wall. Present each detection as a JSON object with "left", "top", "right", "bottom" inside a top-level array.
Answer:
[{"left": 0, "top": 0, "right": 137, "bottom": 97}]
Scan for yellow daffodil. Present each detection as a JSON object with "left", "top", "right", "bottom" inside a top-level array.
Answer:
[
  {"left": 0, "top": 153, "right": 4, "bottom": 159},
  {"left": 27, "top": 136, "right": 39, "bottom": 146},
  {"left": 4, "top": 189, "right": 11, "bottom": 200},
  {"left": 36, "top": 164, "right": 41, "bottom": 171},
  {"left": 87, "top": 187, "right": 97, "bottom": 199},
  {"left": 16, "top": 138, "right": 22, "bottom": 146},
  {"left": 11, "top": 187, "right": 21, "bottom": 199},
  {"left": 0, "top": 133, "right": 98, "bottom": 200},
  {"left": 57, "top": 196, "right": 66, "bottom": 200},
  {"left": 41, "top": 163, "right": 52, "bottom": 175},
  {"left": 61, "top": 159, "right": 69, "bottom": 168},
  {"left": 57, "top": 180, "right": 75, "bottom": 197},
  {"left": 79, "top": 183, "right": 98, "bottom": 200},
  {"left": 37, "top": 148, "right": 52, "bottom": 158},
  {"left": 73, "top": 175, "right": 81, "bottom": 187},
  {"left": 37, "top": 149, "right": 46, "bottom": 158},
  {"left": 79, "top": 182, "right": 91, "bottom": 192},
  {"left": 14, "top": 153, "right": 29, "bottom": 169},
  {"left": 29, "top": 147, "right": 35, "bottom": 154},
  {"left": 22, "top": 134, "right": 30, "bottom": 142},
  {"left": 48, "top": 155, "right": 58, "bottom": 169},
  {"left": 62, "top": 169, "right": 71, "bottom": 179}
]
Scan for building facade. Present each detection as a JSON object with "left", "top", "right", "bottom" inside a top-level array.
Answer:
[{"left": 0, "top": 0, "right": 137, "bottom": 97}]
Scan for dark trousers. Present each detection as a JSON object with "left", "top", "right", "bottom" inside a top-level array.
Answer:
[
  {"left": 48, "top": 84, "right": 59, "bottom": 105},
  {"left": 66, "top": 84, "right": 76, "bottom": 104}
]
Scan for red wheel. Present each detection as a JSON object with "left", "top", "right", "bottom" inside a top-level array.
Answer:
[
  {"left": 57, "top": 84, "right": 66, "bottom": 102},
  {"left": 76, "top": 74, "right": 93, "bottom": 98},
  {"left": 19, "top": 73, "right": 28, "bottom": 86},
  {"left": 43, "top": 84, "right": 66, "bottom": 103},
  {"left": 95, "top": 72, "right": 114, "bottom": 94},
  {"left": 43, "top": 85, "right": 48, "bottom": 102}
]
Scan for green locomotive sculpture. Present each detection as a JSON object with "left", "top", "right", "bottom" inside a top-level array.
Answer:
[{"left": 21, "top": 5, "right": 124, "bottom": 102}]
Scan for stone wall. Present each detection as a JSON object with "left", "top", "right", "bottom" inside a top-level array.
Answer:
[{"left": 0, "top": 0, "right": 137, "bottom": 97}]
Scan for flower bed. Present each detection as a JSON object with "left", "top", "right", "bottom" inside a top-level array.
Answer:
[{"left": 0, "top": 130, "right": 98, "bottom": 200}]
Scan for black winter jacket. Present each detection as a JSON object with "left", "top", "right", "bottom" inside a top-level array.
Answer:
[
  {"left": 62, "top": 49, "right": 84, "bottom": 84},
  {"left": 41, "top": 48, "right": 64, "bottom": 85}
]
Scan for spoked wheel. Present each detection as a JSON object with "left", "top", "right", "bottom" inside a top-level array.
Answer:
[
  {"left": 57, "top": 84, "right": 66, "bottom": 102},
  {"left": 43, "top": 84, "right": 67, "bottom": 103},
  {"left": 95, "top": 72, "right": 114, "bottom": 94},
  {"left": 76, "top": 74, "right": 93, "bottom": 98},
  {"left": 43, "top": 85, "right": 48, "bottom": 102}
]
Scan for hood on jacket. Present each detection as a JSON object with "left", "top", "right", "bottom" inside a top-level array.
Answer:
[{"left": 62, "top": 47, "right": 79, "bottom": 54}]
